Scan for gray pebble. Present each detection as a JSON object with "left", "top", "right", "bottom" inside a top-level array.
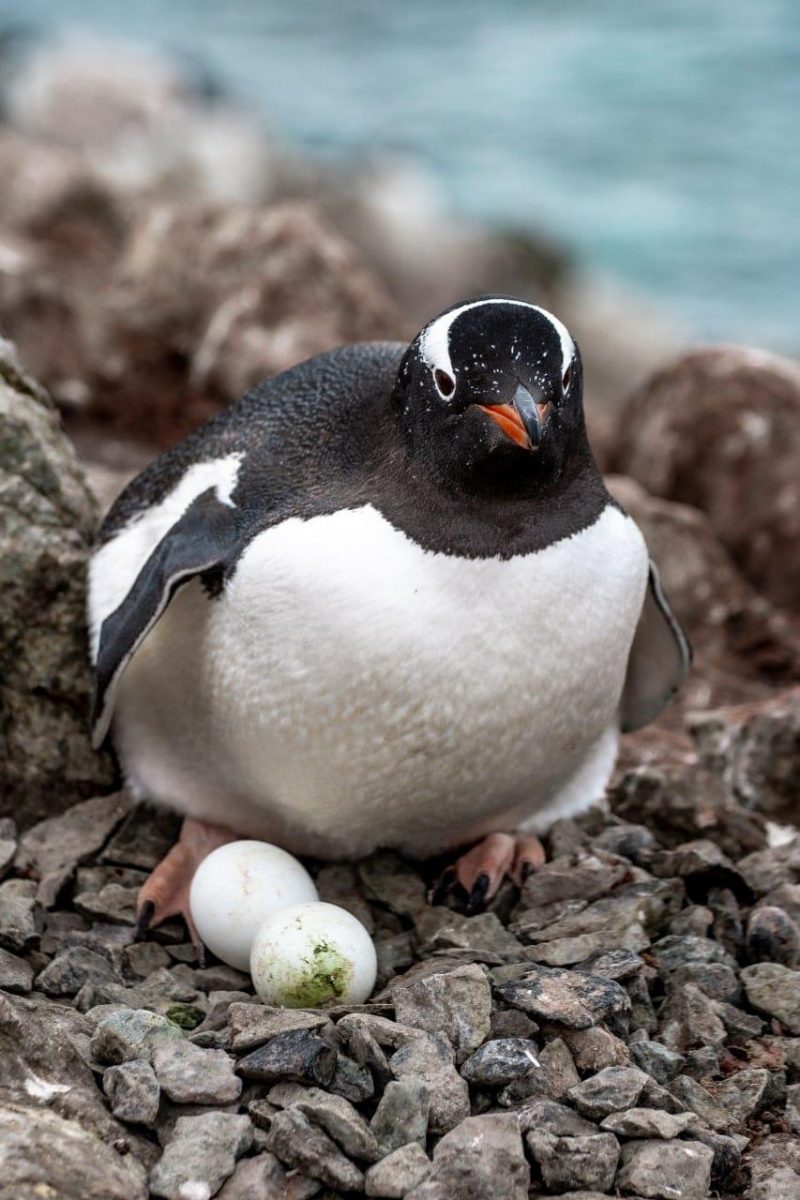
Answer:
[
  {"left": 237, "top": 1029, "right": 337, "bottom": 1087},
  {"left": 567, "top": 1065, "right": 649, "bottom": 1119},
  {"left": 150, "top": 1111, "right": 253, "bottom": 1200},
  {"left": 370, "top": 1079, "right": 430, "bottom": 1153},
  {"left": 103, "top": 1059, "right": 160, "bottom": 1126},
  {"left": 616, "top": 1138, "right": 714, "bottom": 1199},
  {"left": 460, "top": 1037, "right": 540, "bottom": 1087},
  {"left": 0, "top": 944, "right": 34, "bottom": 992},
  {"left": 365, "top": 1143, "right": 431, "bottom": 1198},
  {"left": 266, "top": 1107, "right": 364, "bottom": 1192}
]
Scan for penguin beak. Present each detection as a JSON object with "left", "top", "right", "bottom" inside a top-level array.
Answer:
[{"left": 479, "top": 385, "right": 551, "bottom": 450}]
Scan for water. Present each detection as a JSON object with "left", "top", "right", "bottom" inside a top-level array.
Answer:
[{"left": 1, "top": 0, "right": 798, "bottom": 348}]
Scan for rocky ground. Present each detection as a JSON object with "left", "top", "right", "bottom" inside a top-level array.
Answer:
[{"left": 1, "top": 34, "right": 800, "bottom": 1200}]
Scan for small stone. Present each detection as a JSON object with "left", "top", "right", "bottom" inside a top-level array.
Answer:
[
  {"left": 124, "top": 941, "right": 172, "bottom": 978},
  {"left": 499, "top": 1036, "right": 579, "bottom": 1105},
  {"left": 365, "top": 1143, "right": 431, "bottom": 1198},
  {"left": 103, "top": 1060, "right": 160, "bottom": 1126},
  {"left": 328, "top": 1053, "right": 375, "bottom": 1103},
  {"left": 0, "top": 878, "right": 42, "bottom": 950},
  {"left": 226, "top": 1002, "right": 330, "bottom": 1051},
  {"left": 266, "top": 1107, "right": 364, "bottom": 1192},
  {"left": 670, "top": 905, "right": 714, "bottom": 937},
  {"left": 651, "top": 934, "right": 736, "bottom": 973},
  {"left": 658, "top": 981, "right": 728, "bottom": 1051},
  {"left": 601, "top": 1107, "right": 699, "bottom": 1139},
  {"left": 102, "top": 804, "right": 182, "bottom": 871},
  {"left": 747, "top": 906, "right": 800, "bottom": 968},
  {"left": 389, "top": 1031, "right": 470, "bottom": 1135},
  {"left": 414, "top": 909, "right": 523, "bottom": 962},
  {"left": 91, "top": 1008, "right": 185, "bottom": 1065},
  {"left": 747, "top": 1135, "right": 800, "bottom": 1200},
  {"left": 630, "top": 1040, "right": 685, "bottom": 1084},
  {"left": 490, "top": 1008, "right": 538, "bottom": 1039},
  {"left": 561, "top": 1025, "right": 630, "bottom": 1072},
  {"left": 616, "top": 1139, "right": 713, "bottom": 1199},
  {"left": 460, "top": 1038, "right": 540, "bottom": 1087},
  {"left": 358, "top": 852, "right": 427, "bottom": 917},
  {"left": 667, "top": 1075, "right": 732, "bottom": 1131},
  {"left": 714, "top": 1067, "right": 784, "bottom": 1124},
  {"left": 670, "top": 960, "right": 740, "bottom": 1002},
  {"left": 494, "top": 964, "right": 631, "bottom": 1032},
  {"left": 36, "top": 945, "right": 116, "bottom": 995},
  {"left": 691, "top": 1128, "right": 742, "bottom": 1188},
  {"left": 526, "top": 1131, "right": 620, "bottom": 1193},
  {"left": 518, "top": 852, "right": 628, "bottom": 907},
  {"left": 406, "top": 1113, "right": 529, "bottom": 1200},
  {"left": 516, "top": 1098, "right": 598, "bottom": 1136},
  {"left": 267, "top": 1082, "right": 380, "bottom": 1161},
  {"left": 149, "top": 1112, "right": 253, "bottom": 1199},
  {"left": 370, "top": 1079, "right": 430, "bottom": 1153},
  {"left": 392, "top": 963, "right": 491, "bottom": 1063},
  {"left": 237, "top": 1030, "right": 337, "bottom": 1087},
  {"left": 568, "top": 1066, "right": 649, "bottom": 1119},
  {"left": 788, "top": 1084, "right": 800, "bottom": 1133},
  {"left": 151, "top": 1038, "right": 241, "bottom": 1104},
  {"left": 682, "top": 1045, "right": 721, "bottom": 1079},
  {"left": 0, "top": 944, "right": 33, "bottom": 992},
  {"left": 741, "top": 962, "right": 800, "bottom": 1033},
  {"left": 217, "top": 1151, "right": 321, "bottom": 1199}
]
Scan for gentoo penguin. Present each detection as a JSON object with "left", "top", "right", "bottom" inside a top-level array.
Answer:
[{"left": 88, "top": 295, "right": 690, "bottom": 932}]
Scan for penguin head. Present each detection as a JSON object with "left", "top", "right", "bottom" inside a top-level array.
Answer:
[{"left": 394, "top": 296, "right": 587, "bottom": 489}]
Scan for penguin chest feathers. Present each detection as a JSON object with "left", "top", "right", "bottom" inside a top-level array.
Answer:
[{"left": 114, "top": 501, "right": 649, "bottom": 857}]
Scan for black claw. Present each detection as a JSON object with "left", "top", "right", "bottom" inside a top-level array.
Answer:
[
  {"left": 466, "top": 873, "right": 491, "bottom": 915},
  {"left": 429, "top": 865, "right": 456, "bottom": 906},
  {"left": 136, "top": 899, "right": 156, "bottom": 936},
  {"left": 520, "top": 861, "right": 536, "bottom": 884}
]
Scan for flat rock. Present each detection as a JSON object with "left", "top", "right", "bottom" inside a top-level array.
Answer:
[
  {"left": 370, "top": 1079, "right": 430, "bottom": 1153},
  {"left": 36, "top": 944, "right": 116, "bottom": 995},
  {"left": 494, "top": 964, "right": 631, "bottom": 1031},
  {"left": 499, "top": 1035, "right": 579, "bottom": 1105},
  {"left": 616, "top": 1138, "right": 714, "bottom": 1199},
  {"left": 741, "top": 962, "right": 800, "bottom": 1033},
  {"left": 601, "top": 1107, "right": 700, "bottom": 1138},
  {"left": 151, "top": 1037, "right": 242, "bottom": 1104},
  {"left": 365, "top": 1143, "right": 431, "bottom": 1198},
  {"left": 267, "top": 1082, "right": 380, "bottom": 1161},
  {"left": 667, "top": 1074, "right": 733, "bottom": 1131},
  {"left": 517, "top": 852, "right": 629, "bottom": 907},
  {"left": 460, "top": 1037, "right": 540, "bottom": 1087},
  {"left": 226, "top": 1001, "right": 330, "bottom": 1051},
  {"left": 358, "top": 852, "right": 427, "bottom": 917},
  {"left": 103, "top": 1059, "right": 160, "bottom": 1126},
  {"left": 414, "top": 908, "right": 523, "bottom": 962},
  {"left": 406, "top": 1112, "right": 529, "bottom": 1200},
  {"left": 150, "top": 1111, "right": 253, "bottom": 1199},
  {"left": 568, "top": 1066, "right": 649, "bottom": 1119},
  {"left": 747, "top": 905, "right": 800, "bottom": 968},
  {"left": 91, "top": 1007, "right": 185, "bottom": 1064},
  {"left": 392, "top": 963, "right": 491, "bottom": 1062},
  {"left": 236, "top": 1029, "right": 337, "bottom": 1087},
  {"left": 516, "top": 1098, "right": 599, "bottom": 1136},
  {"left": 266, "top": 1107, "right": 364, "bottom": 1192},
  {"left": 0, "top": 1100, "right": 148, "bottom": 1199}
]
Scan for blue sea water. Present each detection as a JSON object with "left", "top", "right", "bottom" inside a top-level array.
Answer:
[{"left": 1, "top": 0, "right": 798, "bottom": 349}]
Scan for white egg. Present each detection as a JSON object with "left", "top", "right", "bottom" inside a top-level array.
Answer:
[
  {"left": 189, "top": 840, "right": 318, "bottom": 970},
  {"left": 250, "top": 901, "right": 377, "bottom": 1007}
]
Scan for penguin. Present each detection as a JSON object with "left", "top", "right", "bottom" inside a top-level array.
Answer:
[{"left": 88, "top": 295, "right": 691, "bottom": 933}]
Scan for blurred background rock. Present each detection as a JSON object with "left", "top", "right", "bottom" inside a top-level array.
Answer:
[{"left": 0, "top": 3, "right": 797, "bottom": 816}]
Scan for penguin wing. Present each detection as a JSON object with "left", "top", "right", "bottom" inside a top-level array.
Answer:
[
  {"left": 91, "top": 487, "right": 237, "bottom": 748},
  {"left": 619, "top": 560, "right": 692, "bottom": 732}
]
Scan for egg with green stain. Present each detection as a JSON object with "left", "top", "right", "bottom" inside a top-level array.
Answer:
[
  {"left": 250, "top": 901, "right": 377, "bottom": 1007},
  {"left": 189, "top": 841, "right": 318, "bottom": 970}
]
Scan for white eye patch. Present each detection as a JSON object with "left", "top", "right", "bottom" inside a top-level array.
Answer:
[{"left": 419, "top": 298, "right": 575, "bottom": 381}]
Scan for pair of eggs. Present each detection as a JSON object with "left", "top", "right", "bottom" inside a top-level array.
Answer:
[{"left": 188, "top": 841, "right": 377, "bottom": 1007}]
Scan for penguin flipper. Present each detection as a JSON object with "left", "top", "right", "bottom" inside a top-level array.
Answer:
[
  {"left": 619, "top": 560, "right": 692, "bottom": 733},
  {"left": 92, "top": 488, "right": 237, "bottom": 748}
]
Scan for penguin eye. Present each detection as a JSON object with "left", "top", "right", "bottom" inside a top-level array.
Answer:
[
  {"left": 562, "top": 363, "right": 573, "bottom": 393},
  {"left": 433, "top": 368, "right": 456, "bottom": 399}
]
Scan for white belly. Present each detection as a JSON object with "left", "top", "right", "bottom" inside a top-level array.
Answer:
[{"left": 113, "top": 503, "right": 648, "bottom": 858}]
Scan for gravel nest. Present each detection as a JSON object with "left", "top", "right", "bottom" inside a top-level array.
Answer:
[{"left": 1, "top": 786, "right": 799, "bottom": 1200}]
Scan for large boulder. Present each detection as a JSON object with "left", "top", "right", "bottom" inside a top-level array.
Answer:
[
  {"left": 0, "top": 338, "right": 114, "bottom": 826},
  {"left": 87, "top": 201, "right": 403, "bottom": 446},
  {"left": 611, "top": 346, "right": 800, "bottom": 611}
]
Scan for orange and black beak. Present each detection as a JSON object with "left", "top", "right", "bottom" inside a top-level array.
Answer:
[{"left": 479, "top": 385, "right": 551, "bottom": 450}]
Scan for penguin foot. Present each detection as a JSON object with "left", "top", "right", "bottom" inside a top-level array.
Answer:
[
  {"left": 433, "top": 832, "right": 546, "bottom": 913},
  {"left": 136, "top": 818, "right": 238, "bottom": 956}
]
